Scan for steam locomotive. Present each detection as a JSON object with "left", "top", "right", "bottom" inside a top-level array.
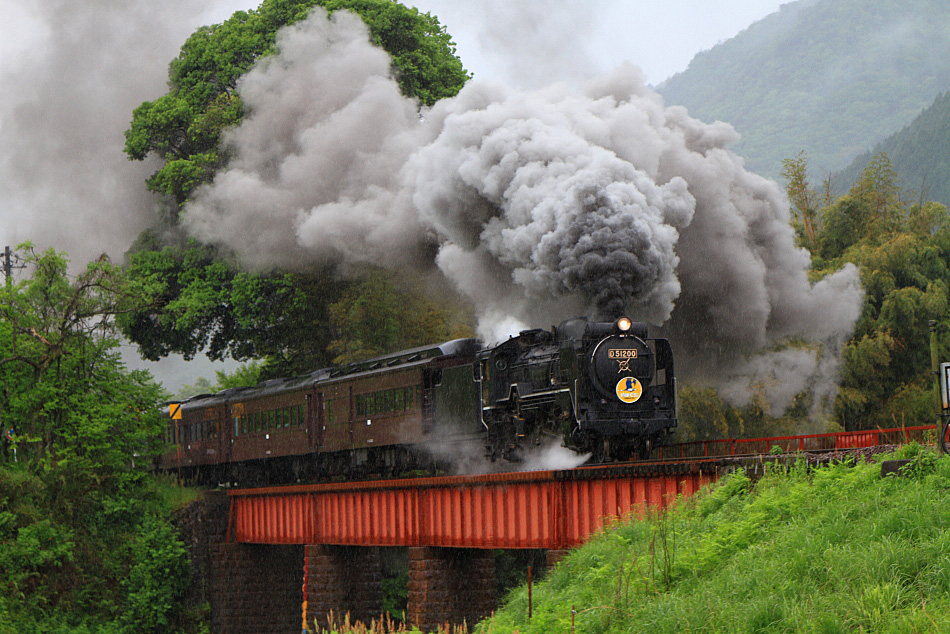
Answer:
[{"left": 159, "top": 316, "right": 676, "bottom": 484}]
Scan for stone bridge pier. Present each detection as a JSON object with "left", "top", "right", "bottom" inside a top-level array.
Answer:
[{"left": 205, "top": 542, "right": 556, "bottom": 633}]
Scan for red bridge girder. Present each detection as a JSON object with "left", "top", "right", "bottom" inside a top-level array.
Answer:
[
  {"left": 228, "top": 465, "right": 717, "bottom": 548},
  {"left": 227, "top": 424, "right": 937, "bottom": 549}
]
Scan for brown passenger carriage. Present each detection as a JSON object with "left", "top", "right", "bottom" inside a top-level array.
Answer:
[{"left": 159, "top": 339, "right": 481, "bottom": 485}]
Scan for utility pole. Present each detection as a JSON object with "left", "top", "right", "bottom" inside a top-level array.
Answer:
[
  {"left": 3, "top": 246, "right": 11, "bottom": 289},
  {"left": 2, "top": 246, "right": 25, "bottom": 289}
]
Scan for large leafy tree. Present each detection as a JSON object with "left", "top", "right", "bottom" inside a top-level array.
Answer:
[
  {"left": 125, "top": 0, "right": 469, "bottom": 204},
  {"left": 0, "top": 246, "right": 190, "bottom": 633},
  {"left": 0, "top": 245, "right": 166, "bottom": 466},
  {"left": 121, "top": 0, "right": 471, "bottom": 378}
]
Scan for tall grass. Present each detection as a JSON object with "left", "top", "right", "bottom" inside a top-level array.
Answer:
[
  {"left": 481, "top": 444, "right": 950, "bottom": 633},
  {"left": 313, "top": 610, "right": 469, "bottom": 634}
]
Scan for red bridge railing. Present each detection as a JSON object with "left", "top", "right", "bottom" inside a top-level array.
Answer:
[{"left": 655, "top": 425, "right": 936, "bottom": 460}]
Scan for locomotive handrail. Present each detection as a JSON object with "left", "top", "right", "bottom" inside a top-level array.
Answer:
[{"left": 656, "top": 425, "right": 936, "bottom": 460}]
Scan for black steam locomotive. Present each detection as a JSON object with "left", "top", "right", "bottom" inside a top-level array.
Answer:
[
  {"left": 477, "top": 316, "right": 676, "bottom": 463},
  {"left": 159, "top": 316, "right": 676, "bottom": 484}
]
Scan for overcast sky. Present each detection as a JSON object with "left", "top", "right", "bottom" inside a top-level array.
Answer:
[
  {"left": 0, "top": 0, "right": 788, "bottom": 390},
  {"left": 205, "top": 0, "right": 788, "bottom": 86}
]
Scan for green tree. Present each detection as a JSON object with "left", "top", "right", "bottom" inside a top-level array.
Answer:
[
  {"left": 802, "top": 154, "right": 950, "bottom": 430},
  {"left": 781, "top": 151, "right": 821, "bottom": 249},
  {"left": 327, "top": 268, "right": 474, "bottom": 365},
  {"left": 175, "top": 361, "right": 264, "bottom": 400},
  {"left": 121, "top": 0, "right": 472, "bottom": 378},
  {"left": 0, "top": 246, "right": 166, "bottom": 467},
  {"left": 0, "top": 246, "right": 191, "bottom": 633},
  {"left": 120, "top": 237, "right": 341, "bottom": 378},
  {"left": 125, "top": 0, "right": 468, "bottom": 204}
]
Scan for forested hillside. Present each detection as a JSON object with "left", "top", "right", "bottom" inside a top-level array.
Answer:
[
  {"left": 834, "top": 92, "right": 950, "bottom": 207},
  {"left": 657, "top": 0, "right": 950, "bottom": 179}
]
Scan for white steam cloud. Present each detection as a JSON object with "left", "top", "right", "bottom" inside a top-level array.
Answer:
[
  {"left": 182, "top": 8, "right": 863, "bottom": 415},
  {"left": 0, "top": 0, "right": 227, "bottom": 266}
]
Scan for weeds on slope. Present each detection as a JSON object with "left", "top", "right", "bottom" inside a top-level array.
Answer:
[{"left": 482, "top": 444, "right": 950, "bottom": 634}]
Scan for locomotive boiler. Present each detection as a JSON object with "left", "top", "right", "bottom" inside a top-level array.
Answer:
[{"left": 159, "top": 316, "right": 676, "bottom": 484}]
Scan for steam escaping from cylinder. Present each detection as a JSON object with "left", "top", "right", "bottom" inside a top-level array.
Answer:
[
  {"left": 420, "top": 420, "right": 590, "bottom": 476},
  {"left": 182, "top": 7, "right": 864, "bottom": 417}
]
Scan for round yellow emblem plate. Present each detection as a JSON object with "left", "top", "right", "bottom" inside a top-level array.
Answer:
[{"left": 616, "top": 376, "right": 642, "bottom": 403}]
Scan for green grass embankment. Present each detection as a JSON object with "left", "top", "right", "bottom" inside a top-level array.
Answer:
[{"left": 482, "top": 445, "right": 950, "bottom": 634}]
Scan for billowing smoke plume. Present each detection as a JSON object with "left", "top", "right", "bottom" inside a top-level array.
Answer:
[
  {"left": 183, "top": 8, "right": 863, "bottom": 414},
  {"left": 421, "top": 0, "right": 607, "bottom": 89},
  {"left": 0, "top": 0, "right": 223, "bottom": 266}
]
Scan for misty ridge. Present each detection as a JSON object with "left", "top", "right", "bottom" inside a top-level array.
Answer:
[{"left": 658, "top": 0, "right": 950, "bottom": 181}]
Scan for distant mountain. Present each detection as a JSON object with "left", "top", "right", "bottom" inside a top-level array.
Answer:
[
  {"left": 657, "top": 0, "right": 950, "bottom": 180},
  {"left": 833, "top": 92, "right": 950, "bottom": 206}
]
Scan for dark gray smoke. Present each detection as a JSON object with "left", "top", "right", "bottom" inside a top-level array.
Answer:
[
  {"left": 0, "top": 0, "right": 222, "bottom": 266},
  {"left": 182, "top": 8, "right": 862, "bottom": 415}
]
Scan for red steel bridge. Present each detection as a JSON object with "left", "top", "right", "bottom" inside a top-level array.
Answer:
[
  {"left": 208, "top": 425, "right": 933, "bottom": 634},
  {"left": 226, "top": 425, "right": 933, "bottom": 547}
]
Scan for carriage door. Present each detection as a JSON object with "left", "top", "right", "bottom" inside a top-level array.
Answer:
[
  {"left": 348, "top": 386, "right": 356, "bottom": 447},
  {"left": 422, "top": 368, "right": 442, "bottom": 434},
  {"left": 306, "top": 392, "right": 325, "bottom": 452},
  {"left": 219, "top": 403, "right": 232, "bottom": 462}
]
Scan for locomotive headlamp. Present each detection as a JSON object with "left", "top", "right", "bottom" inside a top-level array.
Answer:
[{"left": 616, "top": 317, "right": 632, "bottom": 332}]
